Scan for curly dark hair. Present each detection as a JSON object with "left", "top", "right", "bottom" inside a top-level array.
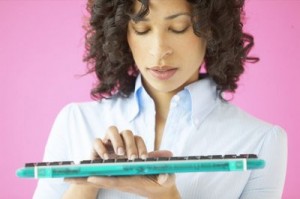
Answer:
[{"left": 84, "top": 0, "right": 258, "bottom": 100}]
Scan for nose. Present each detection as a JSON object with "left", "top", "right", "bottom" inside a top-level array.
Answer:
[{"left": 149, "top": 33, "right": 173, "bottom": 60}]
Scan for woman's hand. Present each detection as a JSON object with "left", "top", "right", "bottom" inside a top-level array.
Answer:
[
  {"left": 91, "top": 126, "right": 148, "bottom": 160},
  {"left": 64, "top": 126, "right": 181, "bottom": 199}
]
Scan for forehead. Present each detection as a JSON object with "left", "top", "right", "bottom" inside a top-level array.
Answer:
[{"left": 132, "top": 0, "right": 192, "bottom": 16}]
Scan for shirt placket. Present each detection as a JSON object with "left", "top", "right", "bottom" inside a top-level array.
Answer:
[{"left": 160, "top": 93, "right": 182, "bottom": 150}]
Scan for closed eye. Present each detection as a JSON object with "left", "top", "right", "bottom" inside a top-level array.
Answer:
[
  {"left": 170, "top": 26, "right": 190, "bottom": 34},
  {"left": 133, "top": 29, "right": 150, "bottom": 35}
]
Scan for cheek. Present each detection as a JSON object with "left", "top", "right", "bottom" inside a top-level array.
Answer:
[
  {"left": 129, "top": 39, "right": 149, "bottom": 63},
  {"left": 189, "top": 37, "right": 206, "bottom": 60},
  {"left": 174, "top": 32, "right": 204, "bottom": 50},
  {"left": 177, "top": 37, "right": 206, "bottom": 63},
  {"left": 182, "top": 38, "right": 206, "bottom": 71},
  {"left": 186, "top": 35, "right": 205, "bottom": 51}
]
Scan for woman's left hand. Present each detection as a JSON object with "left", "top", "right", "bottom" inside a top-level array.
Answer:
[{"left": 65, "top": 150, "right": 180, "bottom": 199}]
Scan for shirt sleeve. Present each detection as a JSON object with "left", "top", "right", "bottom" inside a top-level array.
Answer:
[
  {"left": 240, "top": 126, "right": 288, "bottom": 199},
  {"left": 33, "top": 104, "right": 74, "bottom": 199}
]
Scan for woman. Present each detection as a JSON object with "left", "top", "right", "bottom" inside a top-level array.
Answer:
[{"left": 33, "top": 0, "right": 287, "bottom": 198}]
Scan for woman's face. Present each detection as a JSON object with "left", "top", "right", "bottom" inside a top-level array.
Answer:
[{"left": 127, "top": 0, "right": 206, "bottom": 96}]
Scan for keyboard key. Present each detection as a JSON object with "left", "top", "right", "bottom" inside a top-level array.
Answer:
[
  {"left": 61, "top": 161, "right": 74, "bottom": 165},
  {"left": 115, "top": 158, "right": 128, "bottom": 163},
  {"left": 103, "top": 159, "right": 115, "bottom": 163},
  {"left": 200, "top": 155, "right": 213, "bottom": 159},
  {"left": 237, "top": 154, "right": 257, "bottom": 159},
  {"left": 146, "top": 157, "right": 158, "bottom": 161},
  {"left": 80, "top": 160, "right": 92, "bottom": 164},
  {"left": 25, "top": 163, "right": 37, "bottom": 167},
  {"left": 49, "top": 162, "right": 61, "bottom": 166},
  {"left": 170, "top": 157, "right": 186, "bottom": 161},
  {"left": 224, "top": 154, "right": 238, "bottom": 159},
  {"left": 211, "top": 155, "right": 223, "bottom": 159},
  {"left": 92, "top": 159, "right": 103, "bottom": 163},
  {"left": 134, "top": 158, "right": 146, "bottom": 162},
  {"left": 188, "top": 156, "right": 201, "bottom": 160},
  {"left": 37, "top": 162, "right": 49, "bottom": 166},
  {"left": 157, "top": 157, "right": 170, "bottom": 161}
]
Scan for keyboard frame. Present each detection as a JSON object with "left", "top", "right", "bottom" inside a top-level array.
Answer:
[{"left": 16, "top": 155, "right": 265, "bottom": 179}]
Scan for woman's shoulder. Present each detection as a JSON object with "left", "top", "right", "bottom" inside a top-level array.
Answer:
[
  {"left": 56, "top": 101, "right": 106, "bottom": 116},
  {"left": 56, "top": 94, "right": 137, "bottom": 122},
  {"left": 60, "top": 95, "right": 131, "bottom": 112},
  {"left": 213, "top": 101, "right": 286, "bottom": 137}
]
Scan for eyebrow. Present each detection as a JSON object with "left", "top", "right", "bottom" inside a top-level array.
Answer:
[
  {"left": 165, "top": 12, "right": 191, "bottom": 20},
  {"left": 134, "top": 12, "right": 191, "bottom": 22}
]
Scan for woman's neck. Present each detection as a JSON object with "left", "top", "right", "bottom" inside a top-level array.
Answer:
[
  {"left": 147, "top": 89, "right": 177, "bottom": 150},
  {"left": 156, "top": 95, "right": 170, "bottom": 150},
  {"left": 148, "top": 88, "right": 175, "bottom": 119}
]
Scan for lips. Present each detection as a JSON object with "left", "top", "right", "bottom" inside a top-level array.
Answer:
[{"left": 147, "top": 66, "right": 177, "bottom": 80}]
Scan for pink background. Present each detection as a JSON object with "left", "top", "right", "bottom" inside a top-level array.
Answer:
[{"left": 0, "top": 0, "right": 299, "bottom": 198}]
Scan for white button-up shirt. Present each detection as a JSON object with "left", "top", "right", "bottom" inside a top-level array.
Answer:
[{"left": 33, "top": 75, "right": 287, "bottom": 199}]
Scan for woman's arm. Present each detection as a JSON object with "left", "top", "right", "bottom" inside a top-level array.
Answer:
[
  {"left": 240, "top": 126, "right": 287, "bottom": 198},
  {"left": 33, "top": 104, "right": 74, "bottom": 199}
]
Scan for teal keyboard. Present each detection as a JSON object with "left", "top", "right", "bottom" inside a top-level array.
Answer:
[{"left": 16, "top": 154, "right": 265, "bottom": 179}]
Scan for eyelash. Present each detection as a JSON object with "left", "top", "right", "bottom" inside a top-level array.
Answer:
[
  {"left": 134, "top": 29, "right": 150, "bottom": 35},
  {"left": 134, "top": 26, "right": 190, "bottom": 35},
  {"left": 171, "top": 26, "right": 190, "bottom": 34}
]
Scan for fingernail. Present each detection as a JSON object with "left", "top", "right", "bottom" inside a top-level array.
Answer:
[
  {"left": 141, "top": 154, "right": 147, "bottom": 160},
  {"left": 158, "top": 174, "right": 169, "bottom": 185},
  {"left": 103, "top": 153, "right": 109, "bottom": 160},
  {"left": 87, "top": 177, "right": 96, "bottom": 183},
  {"left": 130, "top": 154, "right": 137, "bottom": 160},
  {"left": 117, "top": 147, "right": 125, "bottom": 156}
]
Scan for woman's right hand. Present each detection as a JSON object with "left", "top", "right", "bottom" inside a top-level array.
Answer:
[
  {"left": 91, "top": 126, "right": 148, "bottom": 161},
  {"left": 64, "top": 126, "right": 180, "bottom": 199}
]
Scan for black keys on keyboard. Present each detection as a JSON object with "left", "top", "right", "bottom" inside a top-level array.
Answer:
[{"left": 24, "top": 154, "right": 258, "bottom": 167}]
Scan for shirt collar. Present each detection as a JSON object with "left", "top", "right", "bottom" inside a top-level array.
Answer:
[
  {"left": 126, "top": 75, "right": 220, "bottom": 126},
  {"left": 126, "top": 74, "right": 150, "bottom": 122},
  {"left": 184, "top": 77, "right": 219, "bottom": 128}
]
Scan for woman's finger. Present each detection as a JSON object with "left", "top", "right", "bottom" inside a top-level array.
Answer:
[
  {"left": 92, "top": 138, "right": 109, "bottom": 160},
  {"left": 121, "top": 130, "right": 138, "bottom": 160},
  {"left": 135, "top": 136, "right": 148, "bottom": 159},
  {"left": 157, "top": 174, "right": 176, "bottom": 187},
  {"left": 104, "top": 126, "right": 125, "bottom": 156}
]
